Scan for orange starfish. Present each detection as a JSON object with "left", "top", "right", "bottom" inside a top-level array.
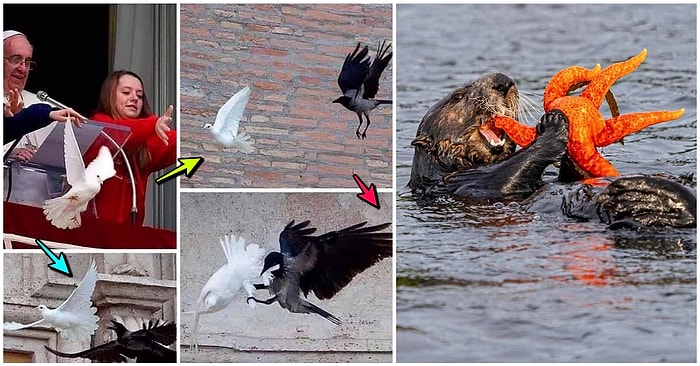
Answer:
[{"left": 490, "top": 49, "right": 685, "bottom": 178}]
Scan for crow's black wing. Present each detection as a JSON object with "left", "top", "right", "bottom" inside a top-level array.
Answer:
[
  {"left": 337, "top": 42, "right": 370, "bottom": 94},
  {"left": 279, "top": 220, "right": 317, "bottom": 257},
  {"left": 130, "top": 320, "right": 177, "bottom": 347},
  {"left": 362, "top": 40, "right": 392, "bottom": 99},
  {"left": 299, "top": 222, "right": 392, "bottom": 300},
  {"left": 134, "top": 343, "right": 177, "bottom": 363},
  {"left": 45, "top": 342, "right": 128, "bottom": 363}
]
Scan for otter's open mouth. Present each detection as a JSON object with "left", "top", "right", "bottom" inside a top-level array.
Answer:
[{"left": 479, "top": 119, "right": 506, "bottom": 147}]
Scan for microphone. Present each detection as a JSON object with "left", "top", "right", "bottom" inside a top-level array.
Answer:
[{"left": 36, "top": 90, "right": 70, "bottom": 110}]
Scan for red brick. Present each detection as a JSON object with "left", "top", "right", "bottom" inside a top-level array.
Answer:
[
  {"left": 318, "top": 154, "right": 363, "bottom": 166},
  {"left": 307, "top": 164, "right": 353, "bottom": 176},
  {"left": 253, "top": 81, "right": 284, "bottom": 91},
  {"left": 273, "top": 116, "right": 318, "bottom": 128},
  {"left": 270, "top": 38, "right": 313, "bottom": 51},
  {"left": 305, "top": 10, "right": 349, "bottom": 24},
  {"left": 247, "top": 24, "right": 270, "bottom": 33},
  {"left": 251, "top": 47, "right": 288, "bottom": 57}
]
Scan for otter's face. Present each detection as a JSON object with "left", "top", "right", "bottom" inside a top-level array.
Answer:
[{"left": 428, "top": 73, "right": 519, "bottom": 167}]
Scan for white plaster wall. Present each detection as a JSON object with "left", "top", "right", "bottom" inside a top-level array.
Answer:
[{"left": 180, "top": 192, "right": 393, "bottom": 362}]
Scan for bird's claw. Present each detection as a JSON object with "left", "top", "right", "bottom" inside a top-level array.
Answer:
[{"left": 245, "top": 296, "right": 257, "bottom": 309}]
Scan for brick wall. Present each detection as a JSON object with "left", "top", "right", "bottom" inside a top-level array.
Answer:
[{"left": 179, "top": 4, "right": 393, "bottom": 188}]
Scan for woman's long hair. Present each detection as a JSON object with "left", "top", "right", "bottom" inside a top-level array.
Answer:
[{"left": 96, "top": 70, "right": 153, "bottom": 169}]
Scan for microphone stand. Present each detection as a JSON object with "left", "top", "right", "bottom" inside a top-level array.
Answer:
[{"left": 37, "top": 91, "right": 139, "bottom": 225}]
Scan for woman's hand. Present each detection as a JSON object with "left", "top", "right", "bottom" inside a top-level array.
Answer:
[
  {"left": 4, "top": 88, "right": 24, "bottom": 117},
  {"left": 156, "top": 105, "right": 174, "bottom": 145},
  {"left": 49, "top": 108, "right": 86, "bottom": 127},
  {"left": 11, "top": 147, "right": 35, "bottom": 163}
]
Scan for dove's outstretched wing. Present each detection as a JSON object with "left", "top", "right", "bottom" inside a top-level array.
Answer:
[
  {"left": 4, "top": 318, "right": 46, "bottom": 331},
  {"left": 210, "top": 86, "right": 253, "bottom": 152},
  {"left": 53, "top": 259, "right": 99, "bottom": 340},
  {"left": 213, "top": 86, "right": 251, "bottom": 137},
  {"left": 63, "top": 116, "right": 86, "bottom": 186},
  {"left": 84, "top": 146, "right": 116, "bottom": 183},
  {"left": 57, "top": 259, "right": 98, "bottom": 312}
]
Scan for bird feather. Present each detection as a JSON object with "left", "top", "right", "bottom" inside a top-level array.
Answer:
[
  {"left": 42, "top": 118, "right": 116, "bottom": 229},
  {"left": 190, "top": 234, "right": 266, "bottom": 350},
  {"left": 209, "top": 86, "right": 253, "bottom": 153}
]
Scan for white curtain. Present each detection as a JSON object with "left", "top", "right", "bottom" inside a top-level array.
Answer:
[{"left": 112, "top": 4, "right": 177, "bottom": 230}]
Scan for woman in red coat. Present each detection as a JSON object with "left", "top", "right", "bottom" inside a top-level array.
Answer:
[{"left": 85, "top": 70, "right": 176, "bottom": 226}]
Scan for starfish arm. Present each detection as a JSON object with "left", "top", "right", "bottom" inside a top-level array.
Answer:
[
  {"left": 491, "top": 116, "right": 536, "bottom": 146},
  {"left": 568, "top": 138, "right": 620, "bottom": 178},
  {"left": 596, "top": 109, "right": 685, "bottom": 147},
  {"left": 543, "top": 64, "right": 601, "bottom": 111},
  {"left": 581, "top": 49, "right": 647, "bottom": 109},
  {"left": 564, "top": 109, "right": 620, "bottom": 178}
]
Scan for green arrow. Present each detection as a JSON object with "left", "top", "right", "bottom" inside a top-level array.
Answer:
[
  {"left": 35, "top": 239, "right": 73, "bottom": 277},
  {"left": 155, "top": 157, "right": 204, "bottom": 185}
]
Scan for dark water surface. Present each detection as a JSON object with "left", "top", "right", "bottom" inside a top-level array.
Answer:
[{"left": 396, "top": 4, "right": 696, "bottom": 362}]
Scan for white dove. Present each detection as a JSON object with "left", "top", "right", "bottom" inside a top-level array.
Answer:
[
  {"left": 202, "top": 86, "right": 254, "bottom": 153},
  {"left": 4, "top": 258, "right": 99, "bottom": 342},
  {"left": 43, "top": 116, "right": 116, "bottom": 229},
  {"left": 185, "top": 234, "right": 270, "bottom": 350}
]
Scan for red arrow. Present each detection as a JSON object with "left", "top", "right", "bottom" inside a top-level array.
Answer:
[{"left": 352, "top": 174, "right": 380, "bottom": 209}]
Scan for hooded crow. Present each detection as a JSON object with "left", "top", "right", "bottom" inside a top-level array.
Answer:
[
  {"left": 332, "top": 40, "right": 393, "bottom": 139},
  {"left": 44, "top": 319, "right": 177, "bottom": 363},
  {"left": 247, "top": 220, "right": 392, "bottom": 325}
]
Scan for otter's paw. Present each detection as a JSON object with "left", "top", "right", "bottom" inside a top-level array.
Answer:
[
  {"left": 597, "top": 176, "right": 697, "bottom": 228},
  {"left": 536, "top": 109, "right": 569, "bottom": 140}
]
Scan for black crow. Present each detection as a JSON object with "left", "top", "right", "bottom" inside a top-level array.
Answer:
[
  {"left": 332, "top": 40, "right": 393, "bottom": 139},
  {"left": 247, "top": 220, "right": 392, "bottom": 325},
  {"left": 44, "top": 319, "right": 176, "bottom": 363}
]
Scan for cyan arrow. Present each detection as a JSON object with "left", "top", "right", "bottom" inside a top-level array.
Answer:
[{"left": 35, "top": 239, "right": 73, "bottom": 277}]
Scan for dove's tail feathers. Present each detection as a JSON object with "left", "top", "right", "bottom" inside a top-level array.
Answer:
[
  {"left": 230, "top": 132, "right": 254, "bottom": 153},
  {"left": 42, "top": 197, "right": 81, "bottom": 229},
  {"left": 191, "top": 285, "right": 210, "bottom": 351},
  {"left": 4, "top": 320, "right": 40, "bottom": 331}
]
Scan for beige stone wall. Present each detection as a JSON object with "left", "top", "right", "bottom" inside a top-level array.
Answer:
[
  {"left": 3, "top": 253, "right": 176, "bottom": 363},
  {"left": 180, "top": 192, "right": 393, "bottom": 362}
]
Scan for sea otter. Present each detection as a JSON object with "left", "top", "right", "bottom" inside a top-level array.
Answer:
[{"left": 409, "top": 73, "right": 696, "bottom": 228}]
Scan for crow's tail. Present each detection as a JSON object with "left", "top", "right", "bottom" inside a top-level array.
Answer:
[{"left": 303, "top": 300, "right": 342, "bottom": 326}]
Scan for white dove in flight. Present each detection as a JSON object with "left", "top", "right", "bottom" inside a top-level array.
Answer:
[
  {"left": 4, "top": 259, "right": 99, "bottom": 342},
  {"left": 185, "top": 234, "right": 270, "bottom": 349},
  {"left": 202, "top": 86, "right": 254, "bottom": 153},
  {"left": 43, "top": 117, "right": 116, "bottom": 229}
]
